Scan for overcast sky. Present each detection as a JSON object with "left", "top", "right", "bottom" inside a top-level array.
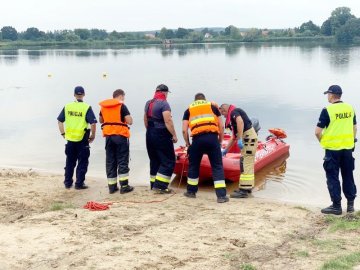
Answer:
[{"left": 2, "top": 0, "right": 360, "bottom": 32}]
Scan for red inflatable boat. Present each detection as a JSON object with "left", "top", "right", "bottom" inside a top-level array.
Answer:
[{"left": 174, "top": 129, "right": 290, "bottom": 183}]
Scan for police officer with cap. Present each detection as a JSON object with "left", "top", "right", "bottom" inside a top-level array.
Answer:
[
  {"left": 315, "top": 85, "right": 357, "bottom": 215},
  {"left": 57, "top": 86, "right": 97, "bottom": 190}
]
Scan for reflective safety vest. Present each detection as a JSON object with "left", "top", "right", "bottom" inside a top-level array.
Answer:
[
  {"left": 99, "top": 99, "right": 130, "bottom": 138},
  {"left": 64, "top": 101, "right": 90, "bottom": 142},
  {"left": 189, "top": 100, "right": 219, "bottom": 136},
  {"left": 320, "top": 102, "right": 355, "bottom": 150}
]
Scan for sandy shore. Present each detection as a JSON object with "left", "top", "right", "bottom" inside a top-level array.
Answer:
[{"left": 1, "top": 168, "right": 360, "bottom": 270}]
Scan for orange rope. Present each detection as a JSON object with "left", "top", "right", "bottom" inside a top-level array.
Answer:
[{"left": 83, "top": 201, "right": 113, "bottom": 211}]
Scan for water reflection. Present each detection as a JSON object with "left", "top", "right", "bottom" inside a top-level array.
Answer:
[{"left": 327, "top": 46, "right": 351, "bottom": 68}]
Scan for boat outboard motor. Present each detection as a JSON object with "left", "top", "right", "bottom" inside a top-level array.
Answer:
[{"left": 251, "top": 118, "right": 261, "bottom": 134}]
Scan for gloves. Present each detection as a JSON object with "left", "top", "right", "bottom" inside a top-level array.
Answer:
[
  {"left": 237, "top": 139, "right": 244, "bottom": 149},
  {"left": 221, "top": 149, "right": 228, "bottom": 157}
]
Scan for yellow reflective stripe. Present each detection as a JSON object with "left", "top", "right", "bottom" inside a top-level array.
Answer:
[
  {"left": 240, "top": 174, "right": 255, "bottom": 181},
  {"left": 189, "top": 113, "right": 215, "bottom": 122},
  {"left": 190, "top": 116, "right": 216, "bottom": 126},
  {"left": 187, "top": 177, "right": 199, "bottom": 186},
  {"left": 214, "top": 180, "right": 226, "bottom": 188},
  {"left": 156, "top": 173, "right": 171, "bottom": 183},
  {"left": 150, "top": 175, "right": 156, "bottom": 183},
  {"left": 107, "top": 177, "right": 117, "bottom": 185},
  {"left": 118, "top": 173, "right": 129, "bottom": 181}
]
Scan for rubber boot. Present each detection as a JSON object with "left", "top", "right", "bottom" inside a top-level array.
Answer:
[
  {"left": 230, "top": 189, "right": 249, "bottom": 198},
  {"left": 120, "top": 185, "right": 134, "bottom": 194},
  {"left": 108, "top": 184, "right": 119, "bottom": 194},
  {"left": 321, "top": 203, "right": 342, "bottom": 215},
  {"left": 347, "top": 200, "right": 355, "bottom": 213}
]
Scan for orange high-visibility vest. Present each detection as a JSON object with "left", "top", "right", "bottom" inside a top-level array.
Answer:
[
  {"left": 99, "top": 99, "right": 130, "bottom": 138},
  {"left": 189, "top": 100, "right": 219, "bottom": 136}
]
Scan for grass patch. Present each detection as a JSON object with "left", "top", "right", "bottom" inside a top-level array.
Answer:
[
  {"left": 325, "top": 213, "right": 360, "bottom": 232},
  {"left": 312, "top": 239, "right": 343, "bottom": 251},
  {"left": 240, "top": 264, "right": 256, "bottom": 270},
  {"left": 295, "top": 250, "right": 310, "bottom": 257},
  {"left": 50, "top": 202, "right": 75, "bottom": 211},
  {"left": 321, "top": 252, "right": 360, "bottom": 270}
]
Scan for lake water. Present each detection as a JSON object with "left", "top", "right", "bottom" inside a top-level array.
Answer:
[{"left": 1, "top": 43, "right": 359, "bottom": 207}]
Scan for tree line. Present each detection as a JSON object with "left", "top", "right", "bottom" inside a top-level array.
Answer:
[{"left": 1, "top": 7, "right": 359, "bottom": 45}]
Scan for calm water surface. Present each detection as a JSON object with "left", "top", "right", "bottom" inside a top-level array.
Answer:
[{"left": 1, "top": 43, "right": 359, "bottom": 207}]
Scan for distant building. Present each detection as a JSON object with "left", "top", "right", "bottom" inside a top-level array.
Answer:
[
  {"left": 204, "top": 33, "right": 212, "bottom": 39},
  {"left": 261, "top": 30, "right": 269, "bottom": 36},
  {"left": 163, "top": 39, "right": 173, "bottom": 44},
  {"left": 145, "top": 33, "right": 156, "bottom": 39}
]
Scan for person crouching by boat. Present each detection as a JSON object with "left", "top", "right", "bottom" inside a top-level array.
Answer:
[
  {"left": 144, "top": 84, "right": 178, "bottom": 193},
  {"left": 219, "top": 104, "right": 258, "bottom": 198},
  {"left": 182, "top": 93, "right": 229, "bottom": 203},
  {"left": 99, "top": 89, "right": 134, "bottom": 194},
  {"left": 315, "top": 85, "right": 357, "bottom": 215}
]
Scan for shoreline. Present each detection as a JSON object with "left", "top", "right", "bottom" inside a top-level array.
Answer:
[{"left": 1, "top": 168, "right": 360, "bottom": 269}]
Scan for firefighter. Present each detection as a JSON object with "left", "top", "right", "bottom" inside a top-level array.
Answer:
[
  {"left": 315, "top": 85, "right": 357, "bottom": 215},
  {"left": 144, "top": 84, "right": 178, "bottom": 193},
  {"left": 182, "top": 93, "right": 229, "bottom": 203},
  {"left": 57, "top": 86, "right": 97, "bottom": 190},
  {"left": 219, "top": 104, "right": 258, "bottom": 198},
  {"left": 99, "top": 89, "right": 134, "bottom": 194}
]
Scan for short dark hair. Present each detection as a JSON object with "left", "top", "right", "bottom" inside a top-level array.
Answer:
[
  {"left": 195, "top": 93, "right": 206, "bottom": 100},
  {"left": 113, "top": 89, "right": 125, "bottom": 98}
]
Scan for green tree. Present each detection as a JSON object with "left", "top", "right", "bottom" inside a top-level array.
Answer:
[
  {"left": 188, "top": 31, "right": 203, "bottom": 42},
  {"left": 90, "top": 29, "right": 108, "bottom": 40},
  {"left": 176, "top": 27, "right": 189, "bottom": 39},
  {"left": 224, "top": 25, "right": 241, "bottom": 39},
  {"left": 22, "top": 27, "right": 45, "bottom": 40},
  {"left": 297, "top": 21, "right": 320, "bottom": 35},
  {"left": 164, "top": 29, "right": 174, "bottom": 39},
  {"left": 321, "top": 19, "right": 332, "bottom": 36},
  {"left": 335, "top": 18, "right": 360, "bottom": 44},
  {"left": 1, "top": 26, "right": 18, "bottom": 41},
  {"left": 74, "top": 29, "right": 91, "bottom": 40},
  {"left": 330, "top": 7, "right": 355, "bottom": 35}
]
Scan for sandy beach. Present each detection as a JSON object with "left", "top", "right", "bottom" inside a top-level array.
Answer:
[{"left": 1, "top": 168, "right": 360, "bottom": 270}]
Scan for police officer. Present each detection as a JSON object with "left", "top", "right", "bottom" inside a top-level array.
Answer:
[
  {"left": 315, "top": 85, "right": 357, "bottom": 215},
  {"left": 219, "top": 104, "right": 258, "bottom": 198},
  {"left": 57, "top": 86, "right": 97, "bottom": 189},
  {"left": 99, "top": 89, "right": 134, "bottom": 194},
  {"left": 182, "top": 93, "right": 229, "bottom": 203},
  {"left": 144, "top": 84, "right": 178, "bottom": 193}
]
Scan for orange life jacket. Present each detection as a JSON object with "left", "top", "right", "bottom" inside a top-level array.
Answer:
[
  {"left": 99, "top": 99, "right": 130, "bottom": 138},
  {"left": 189, "top": 100, "right": 219, "bottom": 136}
]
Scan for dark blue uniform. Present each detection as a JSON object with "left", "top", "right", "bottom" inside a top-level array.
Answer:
[
  {"left": 183, "top": 105, "right": 227, "bottom": 198},
  {"left": 57, "top": 100, "right": 97, "bottom": 188},
  {"left": 317, "top": 101, "right": 357, "bottom": 207},
  {"left": 145, "top": 98, "right": 175, "bottom": 190}
]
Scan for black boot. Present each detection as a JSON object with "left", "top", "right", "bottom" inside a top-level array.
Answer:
[
  {"left": 120, "top": 185, "right": 134, "bottom": 194},
  {"left": 347, "top": 201, "right": 355, "bottom": 213},
  {"left": 108, "top": 184, "right": 119, "bottom": 194},
  {"left": 230, "top": 189, "right": 249, "bottom": 198},
  {"left": 321, "top": 204, "right": 342, "bottom": 215}
]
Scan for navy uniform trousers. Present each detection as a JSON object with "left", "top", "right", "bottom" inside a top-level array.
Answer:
[
  {"left": 146, "top": 127, "right": 175, "bottom": 190},
  {"left": 323, "top": 149, "right": 356, "bottom": 205},
  {"left": 105, "top": 135, "right": 130, "bottom": 187},
  {"left": 64, "top": 131, "right": 90, "bottom": 188},
  {"left": 187, "top": 132, "right": 227, "bottom": 198}
]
